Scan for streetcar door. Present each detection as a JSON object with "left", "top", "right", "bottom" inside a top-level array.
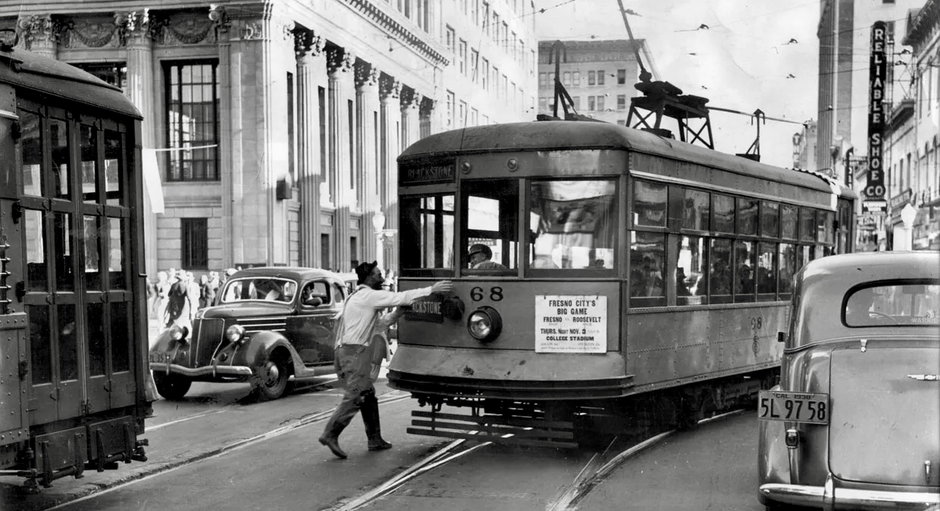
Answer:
[
  {"left": 78, "top": 118, "right": 136, "bottom": 412},
  {"left": 17, "top": 103, "right": 84, "bottom": 423}
]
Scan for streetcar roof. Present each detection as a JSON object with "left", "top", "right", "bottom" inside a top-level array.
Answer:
[
  {"left": 399, "top": 121, "right": 835, "bottom": 192},
  {"left": 0, "top": 47, "right": 141, "bottom": 119}
]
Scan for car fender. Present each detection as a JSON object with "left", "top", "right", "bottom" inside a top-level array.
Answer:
[
  {"left": 757, "top": 403, "right": 790, "bottom": 484},
  {"left": 233, "top": 330, "right": 296, "bottom": 371},
  {"left": 148, "top": 326, "right": 192, "bottom": 367}
]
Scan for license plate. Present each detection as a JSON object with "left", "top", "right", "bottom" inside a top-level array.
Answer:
[{"left": 758, "top": 390, "right": 829, "bottom": 424}]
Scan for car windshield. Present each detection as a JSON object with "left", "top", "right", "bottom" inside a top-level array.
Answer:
[
  {"left": 219, "top": 277, "right": 298, "bottom": 304},
  {"left": 844, "top": 281, "right": 940, "bottom": 327}
]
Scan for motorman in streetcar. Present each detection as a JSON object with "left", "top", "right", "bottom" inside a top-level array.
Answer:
[{"left": 758, "top": 251, "right": 940, "bottom": 511}]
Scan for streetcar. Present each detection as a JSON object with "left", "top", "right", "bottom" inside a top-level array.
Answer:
[
  {"left": 386, "top": 120, "right": 855, "bottom": 447},
  {"left": 0, "top": 39, "right": 150, "bottom": 489}
]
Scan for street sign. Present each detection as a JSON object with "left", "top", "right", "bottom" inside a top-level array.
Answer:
[{"left": 863, "top": 200, "right": 887, "bottom": 213}]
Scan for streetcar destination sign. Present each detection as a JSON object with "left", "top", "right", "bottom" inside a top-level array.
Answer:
[
  {"left": 534, "top": 295, "right": 606, "bottom": 353},
  {"left": 399, "top": 160, "right": 456, "bottom": 185}
]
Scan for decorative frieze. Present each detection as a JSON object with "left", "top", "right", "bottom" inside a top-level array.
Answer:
[
  {"left": 17, "top": 14, "right": 58, "bottom": 49},
  {"left": 150, "top": 11, "right": 216, "bottom": 46}
]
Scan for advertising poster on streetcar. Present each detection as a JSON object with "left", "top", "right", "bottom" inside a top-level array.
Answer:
[{"left": 534, "top": 295, "right": 607, "bottom": 353}]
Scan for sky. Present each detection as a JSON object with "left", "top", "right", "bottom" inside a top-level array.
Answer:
[{"left": 532, "top": 0, "right": 822, "bottom": 168}]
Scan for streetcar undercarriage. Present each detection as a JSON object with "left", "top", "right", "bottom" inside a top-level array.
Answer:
[{"left": 405, "top": 369, "right": 778, "bottom": 448}]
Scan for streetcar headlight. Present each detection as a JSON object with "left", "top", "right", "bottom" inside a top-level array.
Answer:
[
  {"left": 467, "top": 306, "right": 502, "bottom": 342},
  {"left": 225, "top": 324, "right": 246, "bottom": 343}
]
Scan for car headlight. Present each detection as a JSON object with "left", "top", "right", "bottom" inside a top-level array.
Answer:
[
  {"left": 226, "top": 324, "right": 246, "bottom": 343},
  {"left": 467, "top": 306, "right": 502, "bottom": 342},
  {"left": 169, "top": 324, "right": 189, "bottom": 343}
]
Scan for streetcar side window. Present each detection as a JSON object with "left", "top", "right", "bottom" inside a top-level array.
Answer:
[
  {"left": 528, "top": 179, "right": 616, "bottom": 271},
  {"left": 400, "top": 194, "right": 455, "bottom": 275},
  {"left": 629, "top": 231, "right": 666, "bottom": 306},
  {"left": 20, "top": 109, "right": 42, "bottom": 196},
  {"left": 676, "top": 235, "right": 707, "bottom": 305},
  {"left": 464, "top": 179, "right": 517, "bottom": 274}
]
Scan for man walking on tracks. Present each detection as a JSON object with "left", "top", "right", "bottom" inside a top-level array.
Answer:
[{"left": 319, "top": 261, "right": 453, "bottom": 459}]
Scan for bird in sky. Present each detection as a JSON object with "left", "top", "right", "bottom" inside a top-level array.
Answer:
[
  {"left": 785, "top": 38, "right": 798, "bottom": 45},
  {"left": 676, "top": 23, "right": 710, "bottom": 32},
  {"left": 786, "top": 73, "right": 796, "bottom": 79},
  {"left": 688, "top": 52, "right": 698, "bottom": 56},
  {"left": 623, "top": 8, "right": 640, "bottom": 16}
]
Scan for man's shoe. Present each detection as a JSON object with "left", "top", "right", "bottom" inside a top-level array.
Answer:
[
  {"left": 319, "top": 436, "right": 347, "bottom": 459},
  {"left": 368, "top": 439, "right": 393, "bottom": 451}
]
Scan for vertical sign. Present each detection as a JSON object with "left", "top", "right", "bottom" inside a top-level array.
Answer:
[{"left": 866, "top": 21, "right": 887, "bottom": 207}]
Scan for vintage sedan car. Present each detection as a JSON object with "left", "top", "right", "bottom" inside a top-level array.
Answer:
[
  {"left": 758, "top": 251, "right": 939, "bottom": 510},
  {"left": 149, "top": 267, "right": 356, "bottom": 401}
]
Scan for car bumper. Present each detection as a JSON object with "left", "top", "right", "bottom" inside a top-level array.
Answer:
[
  {"left": 760, "top": 476, "right": 940, "bottom": 510},
  {"left": 150, "top": 362, "right": 253, "bottom": 378}
]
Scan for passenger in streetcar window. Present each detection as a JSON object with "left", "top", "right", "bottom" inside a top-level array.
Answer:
[
  {"left": 630, "top": 256, "right": 664, "bottom": 297},
  {"left": 468, "top": 243, "right": 508, "bottom": 270},
  {"left": 676, "top": 267, "right": 692, "bottom": 297},
  {"left": 319, "top": 261, "right": 453, "bottom": 459}
]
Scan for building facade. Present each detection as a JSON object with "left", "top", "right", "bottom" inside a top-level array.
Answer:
[
  {"left": 888, "top": 0, "right": 939, "bottom": 250},
  {"left": 792, "top": 120, "right": 819, "bottom": 172},
  {"left": 536, "top": 39, "right": 655, "bottom": 125},
  {"left": 815, "top": 0, "right": 921, "bottom": 180},
  {"left": 2, "top": 0, "right": 537, "bottom": 276}
]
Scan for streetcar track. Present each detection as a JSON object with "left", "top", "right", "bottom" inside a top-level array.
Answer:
[
  {"left": 325, "top": 437, "right": 492, "bottom": 511},
  {"left": 546, "top": 408, "right": 746, "bottom": 511},
  {"left": 46, "top": 391, "right": 410, "bottom": 511}
]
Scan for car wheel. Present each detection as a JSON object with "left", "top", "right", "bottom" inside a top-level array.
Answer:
[
  {"left": 153, "top": 372, "right": 192, "bottom": 400},
  {"left": 253, "top": 355, "right": 290, "bottom": 401}
]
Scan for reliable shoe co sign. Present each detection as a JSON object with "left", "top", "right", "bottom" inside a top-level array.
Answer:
[{"left": 864, "top": 20, "right": 888, "bottom": 214}]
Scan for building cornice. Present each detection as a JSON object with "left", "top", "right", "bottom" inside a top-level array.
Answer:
[
  {"left": 341, "top": 0, "right": 448, "bottom": 66},
  {"left": 902, "top": 0, "right": 938, "bottom": 49}
]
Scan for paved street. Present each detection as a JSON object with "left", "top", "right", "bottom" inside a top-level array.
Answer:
[{"left": 1, "top": 371, "right": 766, "bottom": 511}]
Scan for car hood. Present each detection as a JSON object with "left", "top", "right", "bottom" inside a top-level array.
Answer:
[
  {"left": 828, "top": 343, "right": 940, "bottom": 487},
  {"left": 201, "top": 302, "right": 293, "bottom": 319}
]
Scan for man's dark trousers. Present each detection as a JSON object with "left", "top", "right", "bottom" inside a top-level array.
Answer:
[{"left": 321, "top": 344, "right": 385, "bottom": 446}]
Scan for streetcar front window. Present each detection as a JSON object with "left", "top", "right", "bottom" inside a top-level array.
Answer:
[
  {"left": 529, "top": 179, "right": 616, "bottom": 271},
  {"left": 464, "top": 179, "right": 517, "bottom": 274},
  {"left": 400, "top": 194, "right": 455, "bottom": 275}
]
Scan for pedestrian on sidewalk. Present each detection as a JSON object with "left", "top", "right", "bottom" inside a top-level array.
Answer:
[{"left": 319, "top": 261, "right": 452, "bottom": 459}]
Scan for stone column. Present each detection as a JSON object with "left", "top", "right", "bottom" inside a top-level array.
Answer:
[
  {"left": 119, "top": 10, "right": 158, "bottom": 275},
  {"left": 379, "top": 75, "right": 401, "bottom": 273},
  {"left": 227, "top": 9, "right": 277, "bottom": 266},
  {"left": 212, "top": 6, "right": 236, "bottom": 268},
  {"left": 400, "top": 87, "right": 421, "bottom": 155},
  {"left": 328, "top": 45, "right": 354, "bottom": 271},
  {"left": 17, "top": 15, "right": 57, "bottom": 58},
  {"left": 355, "top": 60, "right": 380, "bottom": 263},
  {"left": 295, "top": 30, "right": 326, "bottom": 268}
]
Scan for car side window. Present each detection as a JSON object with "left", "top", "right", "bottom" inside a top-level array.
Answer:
[{"left": 300, "top": 281, "right": 331, "bottom": 307}]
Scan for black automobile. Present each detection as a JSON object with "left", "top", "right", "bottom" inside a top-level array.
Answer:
[{"left": 149, "top": 267, "right": 356, "bottom": 401}]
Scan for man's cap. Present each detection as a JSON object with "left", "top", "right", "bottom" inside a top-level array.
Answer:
[
  {"left": 468, "top": 243, "right": 492, "bottom": 258},
  {"left": 225, "top": 268, "right": 237, "bottom": 276},
  {"left": 355, "top": 260, "right": 379, "bottom": 284}
]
